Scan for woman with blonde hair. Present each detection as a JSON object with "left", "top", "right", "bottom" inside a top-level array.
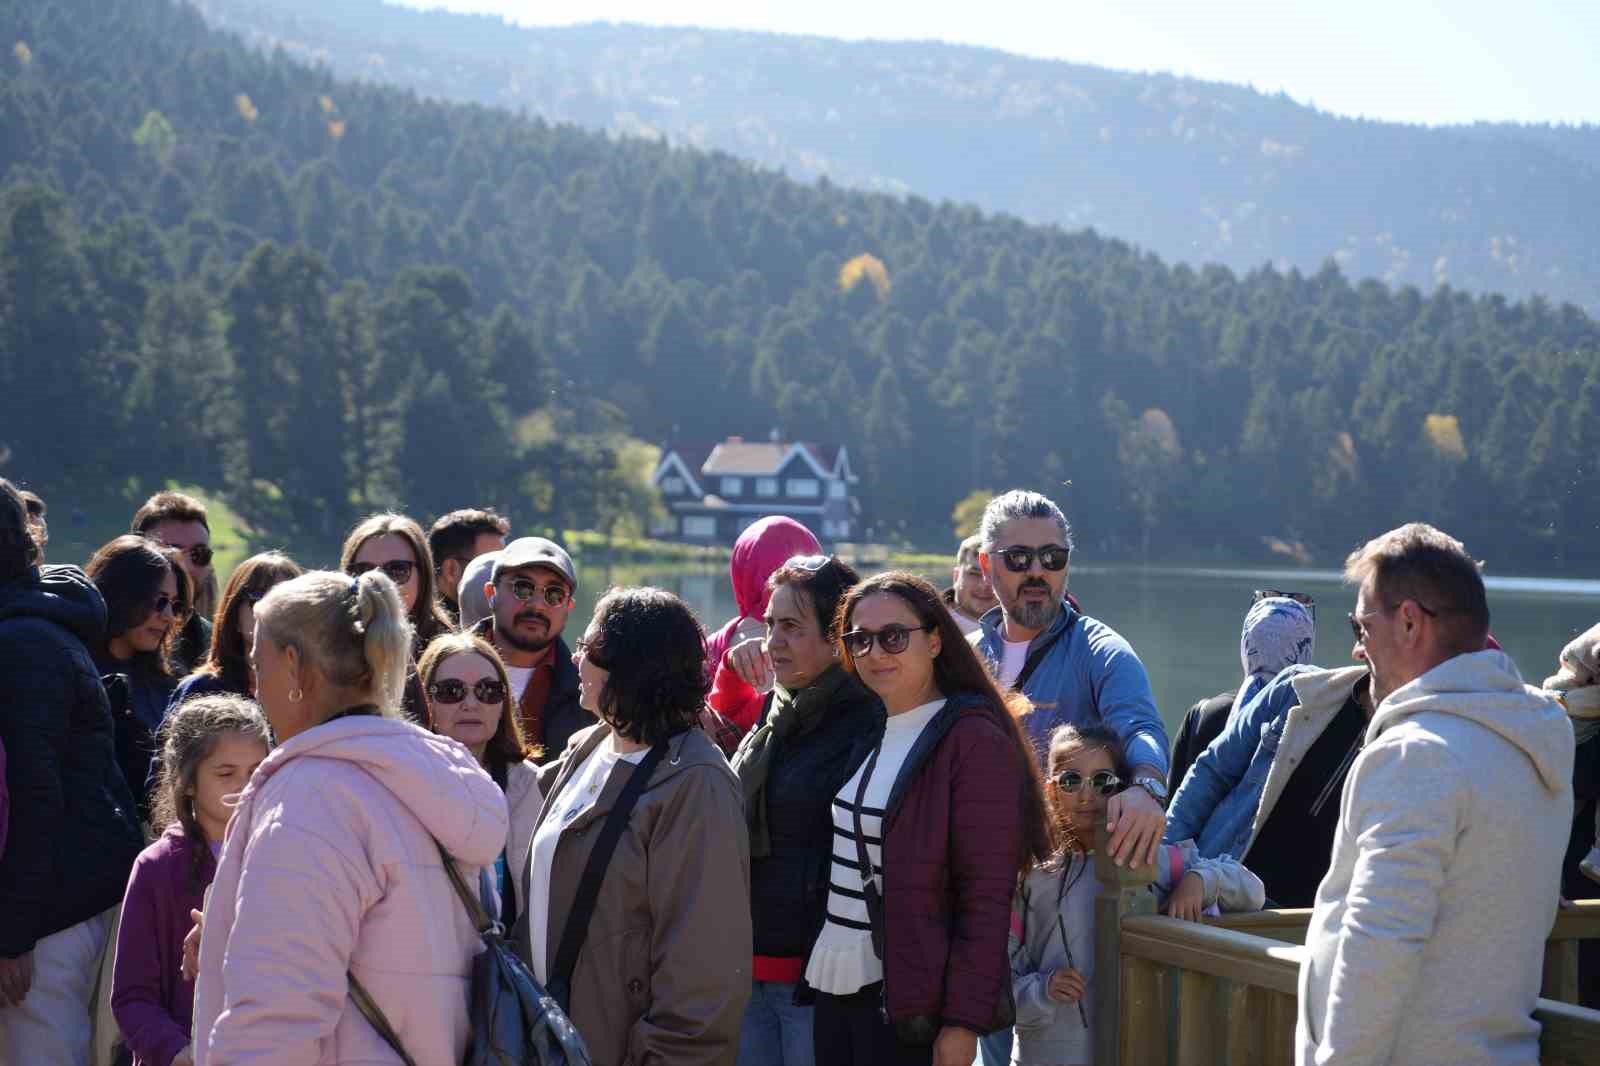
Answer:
[
  {"left": 418, "top": 632, "right": 542, "bottom": 932},
  {"left": 340, "top": 513, "right": 453, "bottom": 722},
  {"left": 188, "top": 570, "right": 507, "bottom": 1065}
]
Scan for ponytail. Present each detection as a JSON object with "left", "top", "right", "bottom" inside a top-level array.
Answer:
[
  {"left": 352, "top": 570, "right": 410, "bottom": 713},
  {"left": 257, "top": 570, "right": 415, "bottom": 719}
]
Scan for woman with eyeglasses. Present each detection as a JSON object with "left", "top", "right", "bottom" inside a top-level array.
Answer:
[
  {"left": 340, "top": 513, "right": 453, "bottom": 724},
  {"left": 168, "top": 552, "right": 304, "bottom": 711},
  {"left": 1008, "top": 725, "right": 1262, "bottom": 1066},
  {"left": 804, "top": 571, "right": 1050, "bottom": 1066},
  {"left": 418, "top": 632, "right": 541, "bottom": 932},
  {"left": 518, "top": 586, "right": 751, "bottom": 1066},
  {"left": 727, "top": 556, "right": 883, "bottom": 1066},
  {"left": 87, "top": 536, "right": 194, "bottom": 817}
]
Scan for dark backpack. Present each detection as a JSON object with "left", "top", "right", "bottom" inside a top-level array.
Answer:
[{"left": 349, "top": 840, "right": 593, "bottom": 1066}]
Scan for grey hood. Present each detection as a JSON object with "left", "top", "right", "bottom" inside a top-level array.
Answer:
[{"left": 1370, "top": 649, "right": 1574, "bottom": 794}]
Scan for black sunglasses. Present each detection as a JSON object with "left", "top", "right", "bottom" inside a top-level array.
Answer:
[
  {"left": 841, "top": 623, "right": 934, "bottom": 658},
  {"left": 427, "top": 678, "right": 508, "bottom": 705},
  {"left": 996, "top": 545, "right": 1071, "bottom": 573},
  {"left": 1254, "top": 589, "right": 1316, "bottom": 618},
  {"left": 1054, "top": 769, "right": 1122, "bottom": 796},
  {"left": 507, "top": 577, "right": 569, "bottom": 607},
  {"left": 149, "top": 594, "right": 186, "bottom": 618},
  {"left": 350, "top": 560, "right": 417, "bottom": 585},
  {"left": 179, "top": 543, "right": 214, "bottom": 568}
]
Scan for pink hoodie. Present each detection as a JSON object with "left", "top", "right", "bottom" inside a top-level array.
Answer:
[
  {"left": 704, "top": 517, "right": 822, "bottom": 671},
  {"left": 192, "top": 714, "right": 508, "bottom": 1066}
]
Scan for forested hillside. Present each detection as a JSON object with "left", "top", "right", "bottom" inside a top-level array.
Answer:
[
  {"left": 198, "top": 0, "right": 1600, "bottom": 312},
  {"left": 2, "top": 0, "right": 1599, "bottom": 568}
]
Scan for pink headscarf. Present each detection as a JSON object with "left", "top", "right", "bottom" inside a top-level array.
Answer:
[{"left": 704, "top": 516, "right": 822, "bottom": 670}]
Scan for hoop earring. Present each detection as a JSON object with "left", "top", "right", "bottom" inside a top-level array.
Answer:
[{"left": 288, "top": 687, "right": 304, "bottom": 704}]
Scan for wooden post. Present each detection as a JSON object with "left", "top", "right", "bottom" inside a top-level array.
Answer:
[
  {"left": 1093, "top": 831, "right": 1158, "bottom": 1066},
  {"left": 1541, "top": 939, "right": 1580, "bottom": 1004}
]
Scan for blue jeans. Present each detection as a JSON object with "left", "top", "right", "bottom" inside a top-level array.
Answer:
[
  {"left": 977, "top": 1025, "right": 1013, "bottom": 1066},
  {"left": 737, "top": 980, "right": 815, "bottom": 1066}
]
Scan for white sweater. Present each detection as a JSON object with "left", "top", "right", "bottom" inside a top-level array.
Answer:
[{"left": 1296, "top": 651, "right": 1575, "bottom": 1066}]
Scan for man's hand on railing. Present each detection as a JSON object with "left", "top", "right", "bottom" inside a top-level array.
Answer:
[
  {"left": 1105, "top": 783, "right": 1165, "bottom": 868},
  {"left": 1164, "top": 871, "right": 1206, "bottom": 922}
]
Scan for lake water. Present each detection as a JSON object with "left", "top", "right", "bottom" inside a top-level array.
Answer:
[{"left": 572, "top": 560, "right": 1600, "bottom": 734}]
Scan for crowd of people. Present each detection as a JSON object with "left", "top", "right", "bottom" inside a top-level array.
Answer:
[{"left": 0, "top": 478, "right": 1594, "bottom": 1066}]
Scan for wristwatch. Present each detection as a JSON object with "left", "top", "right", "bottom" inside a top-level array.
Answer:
[{"left": 1133, "top": 774, "right": 1168, "bottom": 804}]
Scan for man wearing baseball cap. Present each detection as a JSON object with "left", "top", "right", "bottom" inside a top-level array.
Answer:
[{"left": 474, "top": 536, "right": 593, "bottom": 763}]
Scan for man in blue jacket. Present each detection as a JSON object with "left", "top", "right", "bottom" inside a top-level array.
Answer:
[
  {"left": 971, "top": 490, "right": 1169, "bottom": 864},
  {"left": 970, "top": 490, "right": 1170, "bottom": 1066}
]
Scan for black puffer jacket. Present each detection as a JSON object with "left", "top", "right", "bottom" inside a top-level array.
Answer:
[
  {"left": 0, "top": 565, "right": 144, "bottom": 957},
  {"left": 746, "top": 676, "right": 883, "bottom": 959}
]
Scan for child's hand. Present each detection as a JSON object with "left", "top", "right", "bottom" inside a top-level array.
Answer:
[
  {"left": 1165, "top": 870, "right": 1206, "bottom": 922},
  {"left": 1046, "top": 967, "right": 1086, "bottom": 1003},
  {"left": 182, "top": 909, "right": 204, "bottom": 981}
]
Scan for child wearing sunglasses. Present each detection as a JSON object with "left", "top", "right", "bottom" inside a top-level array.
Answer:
[{"left": 1008, "top": 725, "right": 1263, "bottom": 1066}]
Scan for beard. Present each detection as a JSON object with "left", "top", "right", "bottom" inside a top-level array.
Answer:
[
  {"left": 497, "top": 612, "right": 554, "bottom": 653},
  {"left": 1005, "top": 579, "right": 1061, "bottom": 631}
]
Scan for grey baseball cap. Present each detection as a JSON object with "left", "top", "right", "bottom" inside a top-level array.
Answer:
[
  {"left": 492, "top": 536, "right": 578, "bottom": 592},
  {"left": 457, "top": 550, "right": 501, "bottom": 630}
]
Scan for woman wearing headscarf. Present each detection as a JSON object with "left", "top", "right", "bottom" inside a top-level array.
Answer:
[
  {"left": 705, "top": 518, "right": 821, "bottom": 733},
  {"left": 1167, "top": 594, "right": 1316, "bottom": 795}
]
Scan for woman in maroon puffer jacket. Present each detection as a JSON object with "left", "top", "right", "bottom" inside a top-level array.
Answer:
[{"left": 804, "top": 571, "right": 1051, "bottom": 1066}]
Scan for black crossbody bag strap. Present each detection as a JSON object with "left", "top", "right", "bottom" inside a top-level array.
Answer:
[
  {"left": 1011, "top": 614, "right": 1078, "bottom": 692},
  {"left": 547, "top": 741, "right": 668, "bottom": 1011},
  {"left": 851, "top": 742, "right": 886, "bottom": 959}
]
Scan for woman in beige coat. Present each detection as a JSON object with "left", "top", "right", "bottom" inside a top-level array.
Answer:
[
  {"left": 418, "top": 633, "right": 543, "bottom": 931},
  {"left": 517, "top": 587, "right": 752, "bottom": 1066}
]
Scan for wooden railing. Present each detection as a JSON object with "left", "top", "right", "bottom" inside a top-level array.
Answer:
[
  {"left": 1214, "top": 898, "right": 1600, "bottom": 1004},
  {"left": 1090, "top": 848, "right": 1600, "bottom": 1065}
]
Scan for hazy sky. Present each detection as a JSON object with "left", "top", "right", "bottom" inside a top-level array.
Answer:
[{"left": 390, "top": 0, "right": 1598, "bottom": 127}]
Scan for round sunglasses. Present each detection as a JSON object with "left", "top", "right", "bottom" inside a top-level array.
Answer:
[
  {"left": 350, "top": 559, "right": 417, "bottom": 586},
  {"left": 427, "top": 678, "right": 508, "bottom": 705},
  {"left": 1053, "top": 769, "right": 1122, "bottom": 796},
  {"left": 841, "top": 622, "right": 934, "bottom": 658},
  {"left": 506, "top": 577, "right": 569, "bottom": 607}
]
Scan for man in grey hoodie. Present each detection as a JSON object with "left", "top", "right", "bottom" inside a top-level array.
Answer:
[{"left": 1297, "top": 523, "right": 1575, "bottom": 1066}]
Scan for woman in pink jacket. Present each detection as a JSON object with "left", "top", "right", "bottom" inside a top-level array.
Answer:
[{"left": 190, "top": 570, "right": 509, "bottom": 1066}]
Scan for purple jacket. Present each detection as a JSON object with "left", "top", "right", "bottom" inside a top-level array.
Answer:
[{"left": 113, "top": 824, "right": 214, "bottom": 1066}]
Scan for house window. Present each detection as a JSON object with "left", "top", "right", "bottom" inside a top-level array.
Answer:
[
  {"left": 683, "top": 516, "right": 717, "bottom": 538},
  {"left": 828, "top": 480, "right": 847, "bottom": 499},
  {"left": 649, "top": 515, "right": 677, "bottom": 537},
  {"left": 785, "top": 478, "right": 820, "bottom": 498},
  {"left": 721, "top": 476, "right": 744, "bottom": 496},
  {"left": 661, "top": 476, "right": 685, "bottom": 494},
  {"left": 756, "top": 478, "right": 779, "bottom": 497}
]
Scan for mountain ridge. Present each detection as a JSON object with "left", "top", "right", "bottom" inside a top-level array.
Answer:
[{"left": 198, "top": 0, "right": 1600, "bottom": 311}]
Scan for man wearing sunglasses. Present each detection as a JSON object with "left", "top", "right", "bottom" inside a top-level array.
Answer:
[
  {"left": 1297, "top": 524, "right": 1573, "bottom": 1066},
  {"left": 474, "top": 537, "right": 594, "bottom": 764},
  {"left": 971, "top": 491, "right": 1169, "bottom": 868},
  {"left": 131, "top": 491, "right": 215, "bottom": 675}
]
